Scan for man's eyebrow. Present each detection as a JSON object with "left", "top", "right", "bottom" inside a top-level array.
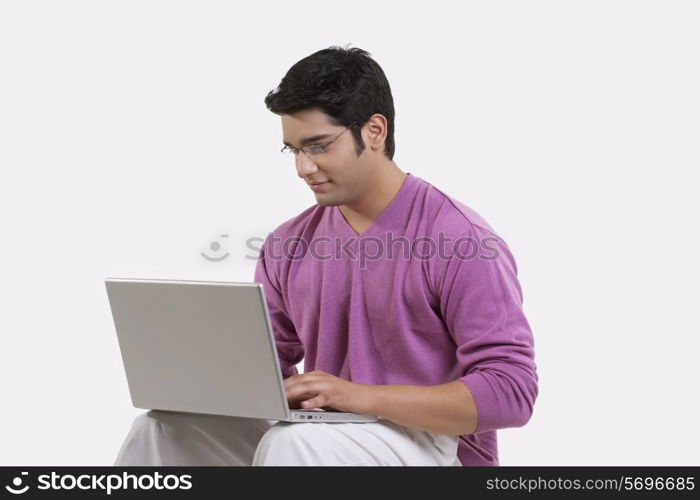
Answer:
[{"left": 282, "top": 133, "right": 333, "bottom": 148}]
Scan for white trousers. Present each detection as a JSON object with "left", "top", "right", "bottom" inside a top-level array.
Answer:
[{"left": 113, "top": 410, "right": 461, "bottom": 466}]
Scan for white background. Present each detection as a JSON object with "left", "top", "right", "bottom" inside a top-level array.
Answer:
[{"left": 1, "top": 0, "right": 698, "bottom": 466}]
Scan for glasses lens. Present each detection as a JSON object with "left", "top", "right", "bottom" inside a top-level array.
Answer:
[{"left": 306, "top": 145, "right": 324, "bottom": 155}]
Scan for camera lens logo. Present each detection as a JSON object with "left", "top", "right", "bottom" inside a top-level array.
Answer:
[{"left": 5, "top": 472, "right": 29, "bottom": 494}]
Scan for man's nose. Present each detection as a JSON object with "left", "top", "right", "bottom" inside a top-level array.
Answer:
[{"left": 295, "top": 151, "right": 318, "bottom": 177}]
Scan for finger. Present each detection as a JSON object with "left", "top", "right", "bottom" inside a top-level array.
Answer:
[
  {"left": 286, "top": 385, "right": 323, "bottom": 406},
  {"left": 301, "top": 395, "right": 327, "bottom": 410},
  {"left": 284, "top": 373, "right": 317, "bottom": 390},
  {"left": 284, "top": 374, "right": 303, "bottom": 389}
]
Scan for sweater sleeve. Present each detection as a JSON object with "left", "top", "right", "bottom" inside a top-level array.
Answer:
[
  {"left": 436, "top": 227, "right": 538, "bottom": 434},
  {"left": 254, "top": 234, "right": 305, "bottom": 379}
]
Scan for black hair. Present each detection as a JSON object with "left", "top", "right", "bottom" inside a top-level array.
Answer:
[{"left": 264, "top": 44, "right": 395, "bottom": 160}]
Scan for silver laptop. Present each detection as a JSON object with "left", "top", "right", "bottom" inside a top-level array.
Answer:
[{"left": 105, "top": 277, "right": 377, "bottom": 423}]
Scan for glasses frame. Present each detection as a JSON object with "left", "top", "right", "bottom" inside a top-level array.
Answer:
[{"left": 280, "top": 121, "right": 358, "bottom": 159}]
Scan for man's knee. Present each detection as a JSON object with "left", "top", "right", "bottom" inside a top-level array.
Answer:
[
  {"left": 258, "top": 422, "right": 317, "bottom": 447},
  {"left": 129, "top": 410, "right": 170, "bottom": 430},
  {"left": 132, "top": 410, "right": 199, "bottom": 428},
  {"left": 129, "top": 411, "right": 156, "bottom": 430},
  {"left": 253, "top": 422, "right": 317, "bottom": 465},
  {"left": 253, "top": 422, "right": 324, "bottom": 465}
]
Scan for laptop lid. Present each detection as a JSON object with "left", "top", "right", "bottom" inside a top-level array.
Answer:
[{"left": 105, "top": 278, "right": 292, "bottom": 421}]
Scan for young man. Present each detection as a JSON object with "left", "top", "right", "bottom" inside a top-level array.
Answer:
[{"left": 114, "top": 45, "right": 538, "bottom": 466}]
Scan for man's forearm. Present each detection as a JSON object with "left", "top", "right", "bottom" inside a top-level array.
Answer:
[{"left": 355, "top": 380, "right": 478, "bottom": 436}]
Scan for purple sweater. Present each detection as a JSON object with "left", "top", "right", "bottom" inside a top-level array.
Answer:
[{"left": 253, "top": 172, "right": 538, "bottom": 466}]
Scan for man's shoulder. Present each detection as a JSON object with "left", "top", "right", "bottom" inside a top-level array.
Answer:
[
  {"left": 417, "top": 178, "right": 516, "bottom": 271},
  {"left": 419, "top": 177, "right": 502, "bottom": 242}
]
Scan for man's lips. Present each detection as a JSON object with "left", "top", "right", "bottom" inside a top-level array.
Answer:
[{"left": 309, "top": 180, "right": 329, "bottom": 191}]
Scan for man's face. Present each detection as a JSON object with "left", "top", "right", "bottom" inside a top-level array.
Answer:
[{"left": 281, "top": 108, "right": 370, "bottom": 207}]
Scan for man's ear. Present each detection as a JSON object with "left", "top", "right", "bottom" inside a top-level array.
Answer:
[{"left": 365, "top": 114, "right": 388, "bottom": 150}]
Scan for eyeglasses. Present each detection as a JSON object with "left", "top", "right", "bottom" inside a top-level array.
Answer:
[{"left": 280, "top": 121, "right": 358, "bottom": 159}]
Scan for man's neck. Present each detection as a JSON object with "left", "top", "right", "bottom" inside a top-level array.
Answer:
[{"left": 339, "top": 164, "right": 407, "bottom": 228}]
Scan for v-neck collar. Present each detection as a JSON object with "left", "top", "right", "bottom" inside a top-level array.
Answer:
[{"left": 334, "top": 172, "right": 416, "bottom": 238}]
